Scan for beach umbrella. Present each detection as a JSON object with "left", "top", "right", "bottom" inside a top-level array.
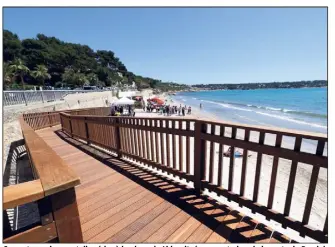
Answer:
[
  {"left": 150, "top": 97, "right": 164, "bottom": 105},
  {"left": 114, "top": 97, "right": 135, "bottom": 105}
]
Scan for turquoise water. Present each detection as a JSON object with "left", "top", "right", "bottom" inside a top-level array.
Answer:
[{"left": 175, "top": 87, "right": 327, "bottom": 134}]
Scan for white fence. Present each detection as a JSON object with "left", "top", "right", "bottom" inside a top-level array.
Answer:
[{"left": 3, "top": 90, "right": 104, "bottom": 106}]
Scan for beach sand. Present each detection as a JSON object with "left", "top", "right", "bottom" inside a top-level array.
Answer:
[{"left": 133, "top": 91, "right": 327, "bottom": 243}]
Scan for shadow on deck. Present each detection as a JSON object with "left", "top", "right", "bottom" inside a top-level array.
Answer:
[{"left": 51, "top": 129, "right": 290, "bottom": 243}]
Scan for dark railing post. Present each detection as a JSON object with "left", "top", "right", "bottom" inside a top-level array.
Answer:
[
  {"left": 115, "top": 118, "right": 122, "bottom": 158},
  {"left": 48, "top": 113, "right": 52, "bottom": 127},
  {"left": 194, "top": 120, "right": 207, "bottom": 195},
  {"left": 37, "top": 197, "right": 54, "bottom": 225},
  {"left": 69, "top": 116, "right": 73, "bottom": 137},
  {"left": 84, "top": 117, "right": 90, "bottom": 144},
  {"left": 60, "top": 114, "right": 64, "bottom": 132},
  {"left": 50, "top": 188, "right": 83, "bottom": 243}
]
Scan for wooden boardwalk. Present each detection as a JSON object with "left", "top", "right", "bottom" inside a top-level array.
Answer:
[{"left": 36, "top": 126, "right": 292, "bottom": 243}]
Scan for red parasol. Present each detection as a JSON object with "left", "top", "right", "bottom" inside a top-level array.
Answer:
[{"left": 150, "top": 97, "right": 164, "bottom": 105}]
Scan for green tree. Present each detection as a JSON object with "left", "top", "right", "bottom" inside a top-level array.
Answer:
[
  {"left": 62, "top": 68, "right": 87, "bottom": 88},
  {"left": 3, "top": 30, "right": 22, "bottom": 62},
  {"left": 86, "top": 73, "right": 98, "bottom": 86},
  {"left": 31, "top": 64, "right": 51, "bottom": 86},
  {"left": 9, "top": 59, "right": 30, "bottom": 89},
  {"left": 3, "top": 62, "right": 14, "bottom": 89},
  {"left": 4, "top": 29, "right": 189, "bottom": 91}
]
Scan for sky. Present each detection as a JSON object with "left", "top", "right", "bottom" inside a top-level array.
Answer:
[{"left": 3, "top": 7, "right": 327, "bottom": 85}]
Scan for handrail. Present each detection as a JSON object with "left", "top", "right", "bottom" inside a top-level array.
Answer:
[
  {"left": 4, "top": 180, "right": 44, "bottom": 210},
  {"left": 19, "top": 117, "right": 80, "bottom": 196}
]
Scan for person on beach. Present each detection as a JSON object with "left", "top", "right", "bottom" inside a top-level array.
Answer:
[
  {"left": 188, "top": 106, "right": 191, "bottom": 114},
  {"left": 182, "top": 106, "right": 185, "bottom": 116},
  {"left": 223, "top": 147, "right": 248, "bottom": 158},
  {"left": 200, "top": 103, "right": 202, "bottom": 110},
  {"left": 111, "top": 104, "right": 116, "bottom": 116},
  {"left": 128, "top": 105, "right": 132, "bottom": 116}
]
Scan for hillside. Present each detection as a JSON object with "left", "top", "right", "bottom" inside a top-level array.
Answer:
[{"left": 3, "top": 30, "right": 188, "bottom": 91}]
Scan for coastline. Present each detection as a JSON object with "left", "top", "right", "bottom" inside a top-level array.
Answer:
[{"left": 135, "top": 90, "right": 327, "bottom": 243}]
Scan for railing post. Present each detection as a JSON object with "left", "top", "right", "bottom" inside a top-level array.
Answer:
[
  {"left": 48, "top": 113, "right": 52, "bottom": 127},
  {"left": 40, "top": 91, "right": 45, "bottom": 103},
  {"left": 22, "top": 92, "right": 28, "bottom": 106},
  {"left": 50, "top": 188, "right": 83, "bottom": 243},
  {"left": 69, "top": 116, "right": 73, "bottom": 137},
  {"left": 84, "top": 117, "right": 90, "bottom": 144},
  {"left": 37, "top": 197, "right": 54, "bottom": 225},
  {"left": 194, "top": 120, "right": 207, "bottom": 195},
  {"left": 115, "top": 118, "right": 122, "bottom": 158},
  {"left": 60, "top": 114, "right": 64, "bottom": 132}
]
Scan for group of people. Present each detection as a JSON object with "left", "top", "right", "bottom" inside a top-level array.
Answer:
[
  {"left": 160, "top": 104, "right": 192, "bottom": 116},
  {"left": 143, "top": 103, "right": 192, "bottom": 117},
  {"left": 144, "top": 104, "right": 157, "bottom": 112},
  {"left": 110, "top": 104, "right": 135, "bottom": 117}
]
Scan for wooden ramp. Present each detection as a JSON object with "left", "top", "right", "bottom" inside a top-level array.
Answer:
[{"left": 36, "top": 126, "right": 291, "bottom": 243}]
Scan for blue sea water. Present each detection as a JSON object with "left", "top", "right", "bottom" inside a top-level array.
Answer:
[{"left": 175, "top": 87, "right": 327, "bottom": 134}]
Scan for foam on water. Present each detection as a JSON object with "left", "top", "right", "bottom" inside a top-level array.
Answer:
[{"left": 176, "top": 88, "right": 327, "bottom": 133}]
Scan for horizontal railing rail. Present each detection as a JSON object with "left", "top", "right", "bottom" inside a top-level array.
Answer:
[
  {"left": 4, "top": 90, "right": 105, "bottom": 106},
  {"left": 58, "top": 110, "right": 328, "bottom": 243},
  {"left": 22, "top": 107, "right": 110, "bottom": 130}
]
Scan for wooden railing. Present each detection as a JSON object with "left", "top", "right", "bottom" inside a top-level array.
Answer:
[
  {"left": 3, "top": 116, "right": 83, "bottom": 243},
  {"left": 22, "top": 107, "right": 110, "bottom": 130},
  {"left": 59, "top": 111, "right": 328, "bottom": 243}
]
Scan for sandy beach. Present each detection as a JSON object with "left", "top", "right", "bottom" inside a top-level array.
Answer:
[
  {"left": 3, "top": 89, "right": 327, "bottom": 242},
  {"left": 134, "top": 90, "right": 327, "bottom": 243}
]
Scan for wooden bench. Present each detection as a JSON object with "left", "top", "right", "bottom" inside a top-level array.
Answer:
[{"left": 3, "top": 117, "right": 82, "bottom": 243}]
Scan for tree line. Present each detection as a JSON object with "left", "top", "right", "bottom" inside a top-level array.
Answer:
[
  {"left": 192, "top": 80, "right": 327, "bottom": 90},
  {"left": 3, "top": 30, "right": 188, "bottom": 91}
]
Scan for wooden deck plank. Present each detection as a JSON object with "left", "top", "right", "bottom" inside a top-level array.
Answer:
[
  {"left": 78, "top": 179, "right": 137, "bottom": 211},
  {"left": 82, "top": 189, "right": 153, "bottom": 232},
  {"left": 107, "top": 201, "right": 173, "bottom": 242},
  {"left": 124, "top": 204, "right": 181, "bottom": 242},
  {"left": 80, "top": 185, "right": 146, "bottom": 224},
  {"left": 144, "top": 210, "right": 192, "bottom": 242},
  {"left": 87, "top": 196, "right": 164, "bottom": 242}
]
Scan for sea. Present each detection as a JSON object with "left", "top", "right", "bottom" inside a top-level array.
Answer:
[{"left": 174, "top": 87, "right": 327, "bottom": 134}]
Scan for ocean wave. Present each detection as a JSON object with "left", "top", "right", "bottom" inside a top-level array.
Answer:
[
  {"left": 255, "top": 111, "right": 327, "bottom": 129},
  {"left": 202, "top": 99, "right": 326, "bottom": 119},
  {"left": 265, "top": 106, "right": 281, "bottom": 111},
  {"left": 199, "top": 99, "right": 326, "bottom": 129},
  {"left": 202, "top": 100, "right": 252, "bottom": 112},
  {"left": 192, "top": 97, "right": 197, "bottom": 100}
]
